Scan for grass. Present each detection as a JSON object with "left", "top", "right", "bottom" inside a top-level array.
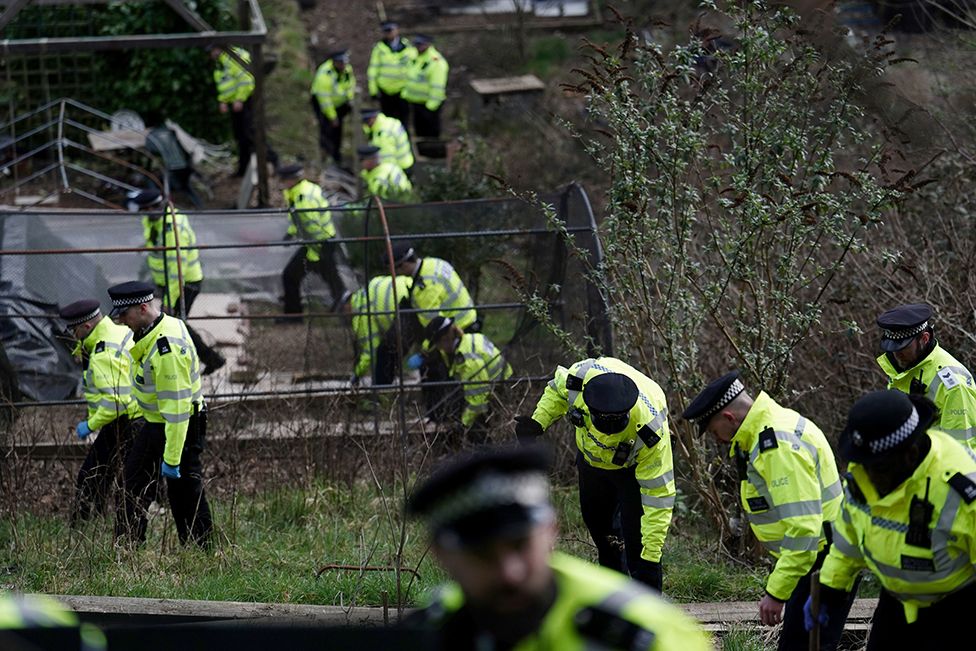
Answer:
[{"left": 2, "top": 478, "right": 769, "bottom": 610}]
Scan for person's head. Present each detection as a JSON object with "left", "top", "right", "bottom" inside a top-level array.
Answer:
[
  {"left": 877, "top": 303, "right": 935, "bottom": 372},
  {"left": 357, "top": 144, "right": 381, "bottom": 171},
  {"left": 682, "top": 370, "right": 754, "bottom": 444},
  {"left": 424, "top": 316, "right": 462, "bottom": 354},
  {"left": 407, "top": 445, "right": 557, "bottom": 619},
  {"left": 840, "top": 390, "right": 935, "bottom": 495},
  {"left": 578, "top": 372, "right": 639, "bottom": 435},
  {"left": 361, "top": 108, "right": 380, "bottom": 128},
  {"left": 207, "top": 44, "right": 222, "bottom": 61},
  {"left": 380, "top": 21, "right": 399, "bottom": 42},
  {"left": 58, "top": 299, "right": 103, "bottom": 342},
  {"left": 383, "top": 241, "right": 419, "bottom": 276},
  {"left": 277, "top": 163, "right": 305, "bottom": 189},
  {"left": 107, "top": 281, "right": 159, "bottom": 332},
  {"left": 413, "top": 34, "right": 432, "bottom": 53},
  {"left": 329, "top": 49, "right": 349, "bottom": 71},
  {"left": 125, "top": 188, "right": 163, "bottom": 216}
]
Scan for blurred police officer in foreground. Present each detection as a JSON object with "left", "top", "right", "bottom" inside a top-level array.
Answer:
[
  {"left": 0, "top": 592, "right": 105, "bottom": 650},
  {"left": 514, "top": 358, "right": 674, "bottom": 592},
  {"left": 809, "top": 390, "right": 976, "bottom": 650},
  {"left": 876, "top": 303, "right": 976, "bottom": 451},
  {"left": 682, "top": 371, "right": 851, "bottom": 651},
  {"left": 406, "top": 444, "right": 711, "bottom": 651},
  {"left": 58, "top": 299, "right": 141, "bottom": 525},
  {"left": 108, "top": 281, "right": 212, "bottom": 548}
]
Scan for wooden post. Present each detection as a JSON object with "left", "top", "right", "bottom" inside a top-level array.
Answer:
[{"left": 252, "top": 41, "right": 270, "bottom": 207}]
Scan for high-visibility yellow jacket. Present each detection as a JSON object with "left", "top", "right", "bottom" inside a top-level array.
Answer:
[
  {"left": 310, "top": 59, "right": 355, "bottom": 121},
  {"left": 367, "top": 38, "right": 416, "bottom": 96},
  {"left": 409, "top": 257, "right": 476, "bottom": 330},
  {"left": 129, "top": 314, "right": 203, "bottom": 467},
  {"left": 213, "top": 47, "right": 254, "bottom": 103},
  {"left": 361, "top": 162, "right": 414, "bottom": 203},
  {"left": 730, "top": 391, "right": 843, "bottom": 600},
  {"left": 143, "top": 207, "right": 203, "bottom": 312},
  {"left": 351, "top": 275, "right": 412, "bottom": 378},
  {"left": 283, "top": 179, "right": 336, "bottom": 263},
  {"left": 0, "top": 593, "right": 106, "bottom": 649},
  {"left": 531, "top": 357, "right": 675, "bottom": 563},
  {"left": 878, "top": 344, "right": 976, "bottom": 451},
  {"left": 820, "top": 429, "right": 976, "bottom": 623},
  {"left": 79, "top": 317, "right": 140, "bottom": 431},
  {"left": 402, "top": 45, "right": 449, "bottom": 111},
  {"left": 416, "top": 552, "right": 712, "bottom": 651},
  {"left": 363, "top": 114, "right": 414, "bottom": 170},
  {"left": 437, "top": 333, "right": 512, "bottom": 427}
]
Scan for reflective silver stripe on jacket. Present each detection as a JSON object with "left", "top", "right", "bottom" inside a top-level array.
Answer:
[
  {"left": 763, "top": 535, "right": 821, "bottom": 553},
  {"left": 747, "top": 498, "right": 823, "bottom": 526},
  {"left": 638, "top": 471, "right": 674, "bottom": 490},
  {"left": 641, "top": 494, "right": 675, "bottom": 509}
]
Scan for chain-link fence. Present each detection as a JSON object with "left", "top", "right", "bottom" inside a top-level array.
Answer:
[{"left": 0, "top": 185, "right": 605, "bottom": 512}]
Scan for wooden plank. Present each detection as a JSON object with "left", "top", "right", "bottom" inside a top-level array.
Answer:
[
  {"left": 87, "top": 130, "right": 146, "bottom": 152},
  {"left": 470, "top": 75, "right": 545, "bottom": 96}
]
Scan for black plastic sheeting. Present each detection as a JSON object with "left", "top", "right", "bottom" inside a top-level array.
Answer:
[{"left": 0, "top": 212, "right": 109, "bottom": 401}]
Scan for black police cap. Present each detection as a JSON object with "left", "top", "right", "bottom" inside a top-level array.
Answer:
[
  {"left": 126, "top": 188, "right": 162, "bottom": 208},
  {"left": 407, "top": 444, "right": 554, "bottom": 548},
  {"left": 839, "top": 390, "right": 936, "bottom": 463},
  {"left": 277, "top": 163, "right": 304, "bottom": 180},
  {"left": 360, "top": 108, "right": 381, "bottom": 121},
  {"left": 877, "top": 303, "right": 933, "bottom": 353},
  {"left": 682, "top": 370, "right": 745, "bottom": 433},
  {"left": 357, "top": 144, "right": 381, "bottom": 158},
  {"left": 413, "top": 34, "right": 433, "bottom": 46},
  {"left": 380, "top": 21, "right": 398, "bottom": 31},
  {"left": 59, "top": 299, "right": 101, "bottom": 327},
  {"left": 328, "top": 49, "right": 350, "bottom": 62},
  {"left": 424, "top": 316, "right": 454, "bottom": 344},
  {"left": 107, "top": 281, "right": 155, "bottom": 317},
  {"left": 582, "top": 372, "right": 639, "bottom": 415}
]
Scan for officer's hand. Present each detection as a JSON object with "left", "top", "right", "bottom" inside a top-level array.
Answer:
[
  {"left": 219, "top": 102, "right": 229, "bottom": 114},
  {"left": 802, "top": 595, "right": 829, "bottom": 632},
  {"left": 759, "top": 593, "right": 785, "bottom": 626},
  {"left": 161, "top": 461, "right": 182, "bottom": 479},
  {"left": 232, "top": 100, "right": 244, "bottom": 112},
  {"left": 406, "top": 353, "right": 424, "bottom": 370},
  {"left": 330, "top": 119, "right": 340, "bottom": 128},
  {"left": 75, "top": 420, "right": 92, "bottom": 439},
  {"left": 514, "top": 415, "right": 543, "bottom": 443}
]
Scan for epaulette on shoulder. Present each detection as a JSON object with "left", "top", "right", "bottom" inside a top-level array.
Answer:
[{"left": 948, "top": 472, "right": 976, "bottom": 504}]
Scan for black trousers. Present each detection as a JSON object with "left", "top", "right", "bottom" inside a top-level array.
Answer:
[
  {"left": 865, "top": 581, "right": 976, "bottom": 651},
  {"left": 778, "top": 547, "right": 856, "bottom": 651},
  {"left": 412, "top": 103, "right": 442, "bottom": 139},
  {"left": 230, "top": 99, "right": 278, "bottom": 175},
  {"left": 72, "top": 416, "right": 137, "bottom": 524},
  {"left": 575, "top": 453, "right": 661, "bottom": 589},
  {"left": 378, "top": 90, "right": 411, "bottom": 129},
  {"left": 420, "top": 351, "right": 460, "bottom": 422},
  {"left": 311, "top": 97, "right": 351, "bottom": 164},
  {"left": 282, "top": 244, "right": 347, "bottom": 314},
  {"left": 163, "top": 281, "right": 223, "bottom": 368},
  {"left": 116, "top": 413, "right": 212, "bottom": 548}
]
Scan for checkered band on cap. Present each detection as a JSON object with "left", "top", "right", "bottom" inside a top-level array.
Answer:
[
  {"left": 858, "top": 406, "right": 920, "bottom": 455},
  {"left": 882, "top": 321, "right": 929, "bottom": 341},
  {"left": 111, "top": 292, "right": 154, "bottom": 309},
  {"left": 698, "top": 378, "right": 745, "bottom": 422},
  {"left": 424, "top": 471, "right": 550, "bottom": 532},
  {"left": 64, "top": 307, "right": 100, "bottom": 327}
]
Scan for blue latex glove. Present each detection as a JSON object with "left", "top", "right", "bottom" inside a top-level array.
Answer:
[
  {"left": 75, "top": 420, "right": 92, "bottom": 439},
  {"left": 803, "top": 595, "right": 829, "bottom": 632},
  {"left": 406, "top": 353, "right": 424, "bottom": 370},
  {"left": 160, "top": 461, "right": 181, "bottom": 479}
]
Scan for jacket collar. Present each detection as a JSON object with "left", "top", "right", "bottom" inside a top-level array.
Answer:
[
  {"left": 876, "top": 343, "right": 943, "bottom": 380},
  {"left": 729, "top": 390, "right": 773, "bottom": 456},
  {"left": 849, "top": 431, "right": 939, "bottom": 507}
]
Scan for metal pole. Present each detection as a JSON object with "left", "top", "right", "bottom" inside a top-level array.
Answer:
[{"left": 809, "top": 569, "right": 821, "bottom": 651}]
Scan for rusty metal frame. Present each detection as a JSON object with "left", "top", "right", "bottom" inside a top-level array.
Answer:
[{"left": 0, "top": 0, "right": 271, "bottom": 202}]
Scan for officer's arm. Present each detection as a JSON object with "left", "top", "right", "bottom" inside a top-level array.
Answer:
[
  {"left": 85, "top": 349, "right": 130, "bottom": 431},
  {"left": 819, "top": 502, "right": 865, "bottom": 592},
  {"left": 396, "top": 127, "right": 414, "bottom": 168},
  {"left": 426, "top": 58, "right": 448, "bottom": 111},
  {"left": 235, "top": 60, "right": 255, "bottom": 102},
  {"left": 530, "top": 365, "right": 571, "bottom": 430},
  {"left": 153, "top": 353, "right": 193, "bottom": 467},
  {"left": 635, "top": 424, "right": 676, "bottom": 563},
  {"left": 366, "top": 45, "right": 380, "bottom": 96},
  {"left": 934, "top": 383, "right": 976, "bottom": 445},
  {"left": 758, "top": 448, "right": 826, "bottom": 601}
]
